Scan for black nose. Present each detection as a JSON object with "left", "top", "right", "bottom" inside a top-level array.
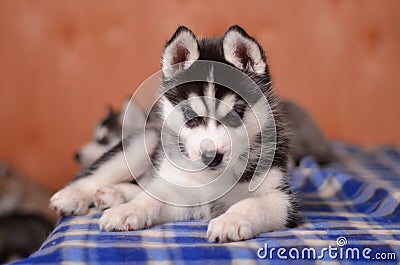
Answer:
[
  {"left": 74, "top": 152, "right": 81, "bottom": 162},
  {"left": 201, "top": 151, "right": 223, "bottom": 167}
]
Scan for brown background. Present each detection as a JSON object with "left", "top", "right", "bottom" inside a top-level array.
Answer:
[{"left": 0, "top": 0, "right": 399, "bottom": 191}]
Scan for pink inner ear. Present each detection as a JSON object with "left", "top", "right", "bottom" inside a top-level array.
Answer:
[
  {"left": 172, "top": 45, "right": 189, "bottom": 65},
  {"left": 234, "top": 43, "right": 254, "bottom": 70}
]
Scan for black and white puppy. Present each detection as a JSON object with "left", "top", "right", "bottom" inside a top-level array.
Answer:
[
  {"left": 51, "top": 25, "right": 299, "bottom": 242},
  {"left": 75, "top": 100, "right": 145, "bottom": 169}
]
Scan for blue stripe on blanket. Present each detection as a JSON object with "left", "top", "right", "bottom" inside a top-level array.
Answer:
[{"left": 11, "top": 143, "right": 400, "bottom": 264}]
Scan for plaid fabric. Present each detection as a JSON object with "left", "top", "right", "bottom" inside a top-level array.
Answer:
[{"left": 12, "top": 143, "right": 400, "bottom": 264}]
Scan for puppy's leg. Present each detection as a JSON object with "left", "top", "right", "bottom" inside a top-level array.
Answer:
[
  {"left": 50, "top": 148, "right": 130, "bottom": 216},
  {"left": 50, "top": 129, "right": 158, "bottom": 216},
  {"left": 207, "top": 169, "right": 296, "bottom": 242},
  {"left": 94, "top": 182, "right": 142, "bottom": 210}
]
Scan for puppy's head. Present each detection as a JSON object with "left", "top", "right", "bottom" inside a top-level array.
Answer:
[
  {"left": 158, "top": 26, "right": 274, "bottom": 175},
  {"left": 75, "top": 100, "right": 145, "bottom": 168}
]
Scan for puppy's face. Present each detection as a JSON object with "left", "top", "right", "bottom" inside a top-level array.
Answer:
[
  {"left": 75, "top": 107, "right": 121, "bottom": 168},
  {"left": 158, "top": 26, "right": 272, "bottom": 175},
  {"left": 76, "top": 100, "right": 146, "bottom": 168}
]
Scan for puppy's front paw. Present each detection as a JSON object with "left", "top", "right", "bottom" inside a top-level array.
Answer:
[
  {"left": 125, "top": 209, "right": 151, "bottom": 231},
  {"left": 50, "top": 187, "right": 90, "bottom": 216},
  {"left": 207, "top": 213, "right": 254, "bottom": 243},
  {"left": 94, "top": 186, "right": 125, "bottom": 210},
  {"left": 98, "top": 203, "right": 151, "bottom": 232}
]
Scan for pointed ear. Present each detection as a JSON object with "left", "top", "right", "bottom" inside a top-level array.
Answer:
[
  {"left": 119, "top": 99, "right": 146, "bottom": 132},
  {"left": 108, "top": 105, "right": 117, "bottom": 117},
  {"left": 161, "top": 26, "right": 200, "bottom": 78},
  {"left": 222, "top": 25, "right": 267, "bottom": 74}
]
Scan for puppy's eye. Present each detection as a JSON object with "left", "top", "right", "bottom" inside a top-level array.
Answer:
[
  {"left": 97, "top": 137, "right": 109, "bottom": 145},
  {"left": 222, "top": 110, "right": 242, "bottom": 127},
  {"left": 183, "top": 108, "right": 197, "bottom": 120}
]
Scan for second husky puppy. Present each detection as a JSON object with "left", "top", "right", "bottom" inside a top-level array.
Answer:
[{"left": 75, "top": 101, "right": 145, "bottom": 169}]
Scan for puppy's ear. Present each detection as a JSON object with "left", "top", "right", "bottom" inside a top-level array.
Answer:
[
  {"left": 161, "top": 26, "right": 200, "bottom": 78},
  {"left": 107, "top": 105, "right": 120, "bottom": 121},
  {"left": 108, "top": 105, "right": 116, "bottom": 116},
  {"left": 222, "top": 25, "right": 267, "bottom": 74}
]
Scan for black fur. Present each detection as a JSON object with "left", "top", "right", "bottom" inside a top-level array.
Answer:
[{"left": 0, "top": 213, "right": 53, "bottom": 263}]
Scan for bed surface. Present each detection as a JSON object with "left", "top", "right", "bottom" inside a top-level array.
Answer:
[{"left": 12, "top": 143, "right": 400, "bottom": 264}]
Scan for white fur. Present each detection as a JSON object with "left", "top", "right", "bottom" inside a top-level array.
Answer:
[
  {"left": 98, "top": 167, "right": 290, "bottom": 242},
  {"left": 95, "top": 126, "right": 109, "bottom": 142},
  {"left": 94, "top": 183, "right": 142, "bottom": 210},
  {"left": 216, "top": 94, "right": 236, "bottom": 117},
  {"left": 205, "top": 67, "right": 215, "bottom": 98},
  {"left": 208, "top": 168, "right": 291, "bottom": 242},
  {"left": 204, "top": 68, "right": 217, "bottom": 118},
  {"left": 50, "top": 186, "right": 90, "bottom": 216},
  {"left": 188, "top": 94, "right": 207, "bottom": 117}
]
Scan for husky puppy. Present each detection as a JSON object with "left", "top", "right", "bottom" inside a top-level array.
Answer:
[
  {"left": 0, "top": 163, "right": 55, "bottom": 262},
  {"left": 75, "top": 100, "right": 145, "bottom": 169},
  {"left": 0, "top": 162, "right": 56, "bottom": 223},
  {"left": 51, "top": 25, "right": 299, "bottom": 242}
]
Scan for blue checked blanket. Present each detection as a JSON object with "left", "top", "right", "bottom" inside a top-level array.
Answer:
[{"left": 11, "top": 143, "right": 400, "bottom": 264}]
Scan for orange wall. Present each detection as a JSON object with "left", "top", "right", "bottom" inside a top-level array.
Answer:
[{"left": 0, "top": 0, "right": 399, "bottom": 190}]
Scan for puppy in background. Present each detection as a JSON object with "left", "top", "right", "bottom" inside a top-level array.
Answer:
[
  {"left": 75, "top": 100, "right": 145, "bottom": 169},
  {"left": 0, "top": 162, "right": 56, "bottom": 222},
  {"left": 280, "top": 100, "right": 337, "bottom": 165},
  {"left": 0, "top": 162, "right": 56, "bottom": 262}
]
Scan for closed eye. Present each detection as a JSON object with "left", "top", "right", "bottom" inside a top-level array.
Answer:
[
  {"left": 221, "top": 109, "right": 243, "bottom": 127},
  {"left": 96, "top": 137, "right": 109, "bottom": 145},
  {"left": 183, "top": 107, "right": 198, "bottom": 120}
]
